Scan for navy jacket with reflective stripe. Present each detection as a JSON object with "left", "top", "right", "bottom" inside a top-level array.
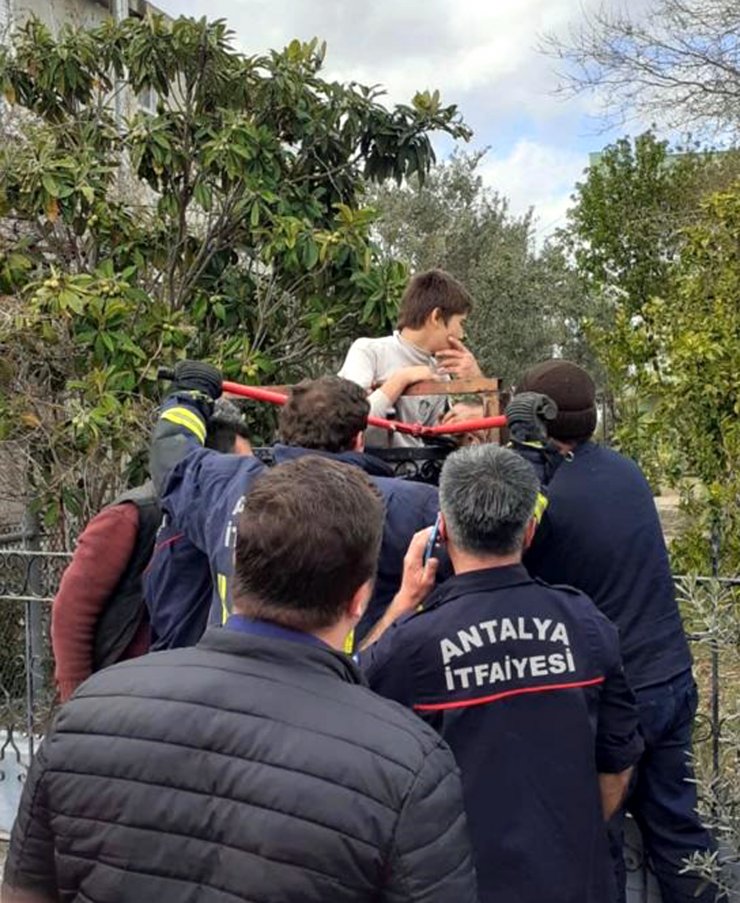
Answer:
[
  {"left": 361, "top": 565, "right": 643, "bottom": 903},
  {"left": 523, "top": 442, "right": 692, "bottom": 690},
  {"left": 148, "top": 394, "right": 441, "bottom": 639}
]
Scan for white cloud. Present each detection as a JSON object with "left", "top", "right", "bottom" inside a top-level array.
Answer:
[
  {"left": 477, "top": 139, "right": 588, "bottom": 241},
  {"left": 167, "top": 0, "right": 608, "bottom": 118},
  {"left": 158, "top": 0, "right": 650, "bottom": 238}
]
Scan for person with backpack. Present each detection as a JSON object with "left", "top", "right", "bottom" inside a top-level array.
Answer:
[
  {"left": 51, "top": 481, "right": 159, "bottom": 702},
  {"left": 52, "top": 400, "right": 251, "bottom": 700}
]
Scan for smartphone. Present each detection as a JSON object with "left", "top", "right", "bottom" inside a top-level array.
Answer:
[{"left": 423, "top": 513, "right": 442, "bottom": 566}]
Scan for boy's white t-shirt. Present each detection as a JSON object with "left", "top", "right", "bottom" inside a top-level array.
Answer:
[{"left": 338, "top": 331, "right": 448, "bottom": 448}]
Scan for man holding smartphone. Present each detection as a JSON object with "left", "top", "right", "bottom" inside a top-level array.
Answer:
[{"left": 359, "top": 444, "right": 643, "bottom": 903}]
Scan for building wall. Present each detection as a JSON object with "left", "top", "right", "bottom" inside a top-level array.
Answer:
[
  {"left": 6, "top": 0, "right": 169, "bottom": 119},
  {"left": 13, "top": 0, "right": 112, "bottom": 34},
  {"left": 11, "top": 0, "right": 166, "bottom": 36},
  {"left": 0, "top": 440, "right": 29, "bottom": 531},
  {"left": 0, "top": 0, "right": 11, "bottom": 33}
]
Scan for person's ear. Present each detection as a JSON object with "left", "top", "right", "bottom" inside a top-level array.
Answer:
[
  {"left": 439, "top": 513, "right": 448, "bottom": 542},
  {"left": 351, "top": 431, "right": 365, "bottom": 452},
  {"left": 347, "top": 579, "right": 372, "bottom": 622},
  {"left": 430, "top": 306, "right": 444, "bottom": 328},
  {"left": 522, "top": 516, "right": 538, "bottom": 551},
  {"left": 233, "top": 435, "right": 253, "bottom": 457}
]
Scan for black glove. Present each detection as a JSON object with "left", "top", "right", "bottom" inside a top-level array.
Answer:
[
  {"left": 505, "top": 392, "right": 558, "bottom": 443},
  {"left": 170, "top": 360, "right": 223, "bottom": 401}
]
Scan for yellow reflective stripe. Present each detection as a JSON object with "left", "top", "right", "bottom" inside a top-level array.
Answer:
[
  {"left": 534, "top": 491, "right": 548, "bottom": 524},
  {"left": 161, "top": 407, "right": 206, "bottom": 444},
  {"left": 506, "top": 440, "right": 545, "bottom": 450},
  {"left": 217, "top": 573, "right": 229, "bottom": 624},
  {"left": 343, "top": 629, "right": 355, "bottom": 654}
]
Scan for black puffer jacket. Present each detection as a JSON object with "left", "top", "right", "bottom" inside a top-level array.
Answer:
[{"left": 3, "top": 628, "right": 477, "bottom": 903}]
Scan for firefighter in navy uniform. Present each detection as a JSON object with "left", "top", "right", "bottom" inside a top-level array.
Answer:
[
  {"left": 514, "top": 359, "right": 719, "bottom": 903},
  {"left": 360, "top": 444, "right": 644, "bottom": 903},
  {"left": 148, "top": 362, "right": 440, "bottom": 647},
  {"left": 144, "top": 398, "right": 253, "bottom": 650}
]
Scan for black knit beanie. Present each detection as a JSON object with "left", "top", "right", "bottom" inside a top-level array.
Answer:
[{"left": 519, "top": 360, "right": 596, "bottom": 441}]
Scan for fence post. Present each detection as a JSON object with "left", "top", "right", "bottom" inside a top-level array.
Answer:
[
  {"left": 21, "top": 505, "right": 43, "bottom": 758},
  {"left": 709, "top": 516, "right": 721, "bottom": 806}
]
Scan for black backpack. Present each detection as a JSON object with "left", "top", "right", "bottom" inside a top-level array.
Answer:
[{"left": 92, "top": 482, "right": 161, "bottom": 671}]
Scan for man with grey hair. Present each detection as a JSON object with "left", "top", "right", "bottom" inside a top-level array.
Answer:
[{"left": 360, "top": 444, "right": 643, "bottom": 903}]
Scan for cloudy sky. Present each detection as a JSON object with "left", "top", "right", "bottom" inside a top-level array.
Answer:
[{"left": 156, "top": 0, "right": 649, "bottom": 239}]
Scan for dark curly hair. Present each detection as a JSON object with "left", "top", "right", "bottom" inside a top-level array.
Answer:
[{"left": 278, "top": 377, "right": 369, "bottom": 453}]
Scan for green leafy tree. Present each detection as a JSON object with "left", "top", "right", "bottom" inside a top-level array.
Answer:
[
  {"left": 371, "top": 151, "right": 593, "bottom": 386},
  {"left": 560, "top": 132, "right": 740, "bottom": 474},
  {"left": 610, "top": 189, "right": 740, "bottom": 888},
  {"left": 0, "top": 14, "right": 469, "bottom": 539},
  {"left": 563, "top": 134, "right": 702, "bottom": 319},
  {"left": 565, "top": 141, "right": 740, "bottom": 569},
  {"left": 628, "top": 188, "right": 740, "bottom": 574}
]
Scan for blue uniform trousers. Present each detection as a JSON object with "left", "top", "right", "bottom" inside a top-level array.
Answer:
[{"left": 609, "top": 669, "right": 719, "bottom": 902}]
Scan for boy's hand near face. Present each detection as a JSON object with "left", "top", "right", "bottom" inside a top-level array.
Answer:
[{"left": 435, "top": 337, "right": 482, "bottom": 380}]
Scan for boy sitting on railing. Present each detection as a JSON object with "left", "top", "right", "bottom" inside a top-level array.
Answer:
[{"left": 339, "top": 269, "right": 483, "bottom": 448}]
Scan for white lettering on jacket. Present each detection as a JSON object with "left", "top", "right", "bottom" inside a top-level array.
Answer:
[
  {"left": 440, "top": 617, "right": 571, "bottom": 665},
  {"left": 438, "top": 617, "right": 579, "bottom": 693}
]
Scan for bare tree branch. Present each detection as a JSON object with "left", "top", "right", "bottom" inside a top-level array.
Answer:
[{"left": 543, "top": 0, "right": 740, "bottom": 136}]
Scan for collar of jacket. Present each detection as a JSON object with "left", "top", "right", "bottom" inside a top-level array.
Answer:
[
  {"left": 271, "top": 443, "right": 393, "bottom": 477},
  {"left": 197, "top": 624, "right": 368, "bottom": 687},
  {"left": 423, "top": 563, "right": 535, "bottom": 611}
]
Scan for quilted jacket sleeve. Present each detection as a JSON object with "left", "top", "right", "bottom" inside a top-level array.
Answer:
[
  {"left": 384, "top": 739, "right": 478, "bottom": 902},
  {"left": 2, "top": 743, "right": 57, "bottom": 903}
]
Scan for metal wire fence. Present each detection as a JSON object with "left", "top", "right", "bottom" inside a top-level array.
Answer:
[
  {"left": 0, "top": 527, "right": 70, "bottom": 759},
  {"left": 0, "top": 535, "right": 738, "bottom": 897},
  {"left": 0, "top": 545, "right": 736, "bottom": 782}
]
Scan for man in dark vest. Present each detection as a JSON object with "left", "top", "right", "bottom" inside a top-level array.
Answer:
[
  {"left": 51, "top": 482, "right": 159, "bottom": 702},
  {"left": 52, "top": 400, "right": 251, "bottom": 700}
]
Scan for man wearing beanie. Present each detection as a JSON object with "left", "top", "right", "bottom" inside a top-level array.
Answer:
[{"left": 517, "top": 359, "right": 718, "bottom": 903}]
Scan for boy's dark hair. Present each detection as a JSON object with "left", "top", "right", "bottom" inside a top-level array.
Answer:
[
  {"left": 278, "top": 377, "right": 369, "bottom": 453},
  {"left": 397, "top": 268, "right": 473, "bottom": 330},
  {"left": 234, "top": 457, "right": 384, "bottom": 631},
  {"left": 206, "top": 399, "right": 251, "bottom": 454}
]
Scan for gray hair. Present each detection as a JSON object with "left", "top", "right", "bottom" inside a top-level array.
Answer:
[{"left": 439, "top": 444, "right": 539, "bottom": 556}]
